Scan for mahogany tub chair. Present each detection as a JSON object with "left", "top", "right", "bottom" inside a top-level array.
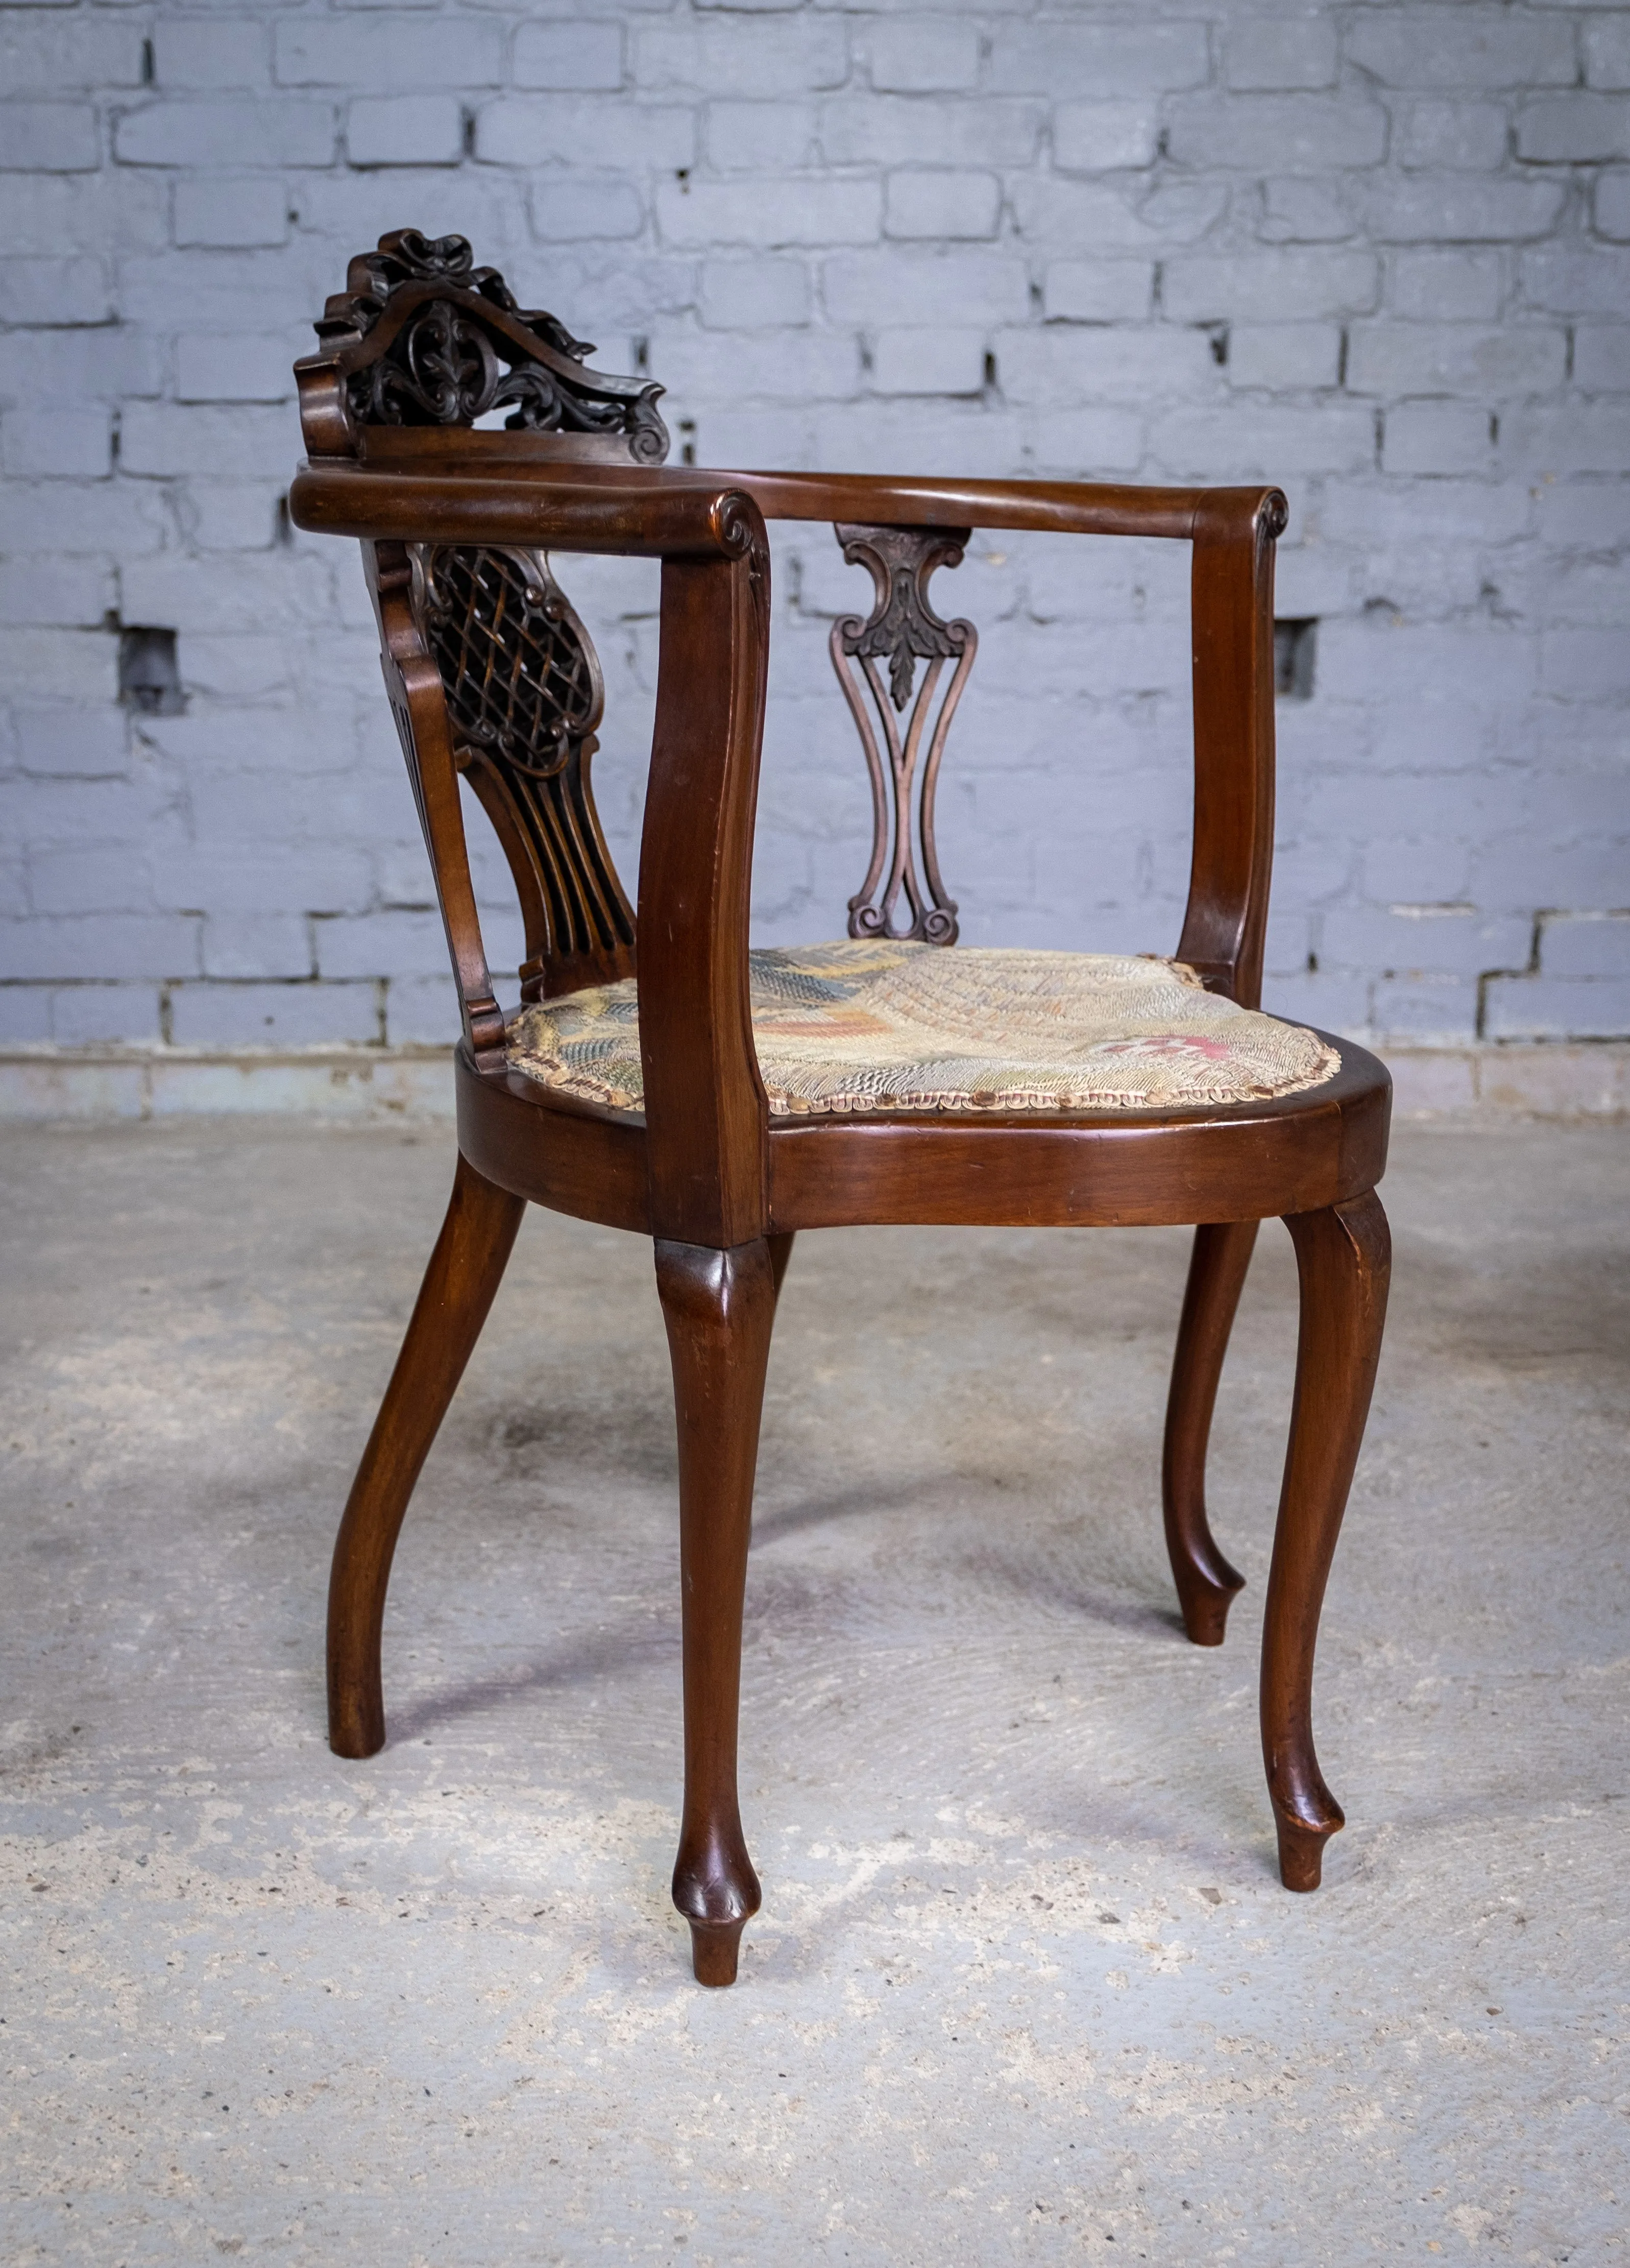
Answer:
[{"left": 290, "top": 233, "right": 1391, "bottom": 1986}]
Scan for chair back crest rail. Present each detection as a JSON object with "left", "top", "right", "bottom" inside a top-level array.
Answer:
[
  {"left": 294, "top": 229, "right": 669, "bottom": 465},
  {"left": 296, "top": 231, "right": 1285, "bottom": 1052}
]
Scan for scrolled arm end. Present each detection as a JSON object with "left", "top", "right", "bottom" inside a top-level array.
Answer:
[
  {"left": 289, "top": 461, "right": 773, "bottom": 563},
  {"left": 708, "top": 487, "right": 766, "bottom": 561}
]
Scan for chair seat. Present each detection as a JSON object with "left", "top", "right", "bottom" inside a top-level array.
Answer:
[{"left": 506, "top": 941, "right": 1340, "bottom": 1117}]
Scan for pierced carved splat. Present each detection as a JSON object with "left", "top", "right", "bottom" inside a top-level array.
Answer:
[
  {"left": 306, "top": 230, "right": 652, "bottom": 1006},
  {"left": 411, "top": 542, "right": 636, "bottom": 998},
  {"left": 297, "top": 230, "right": 668, "bottom": 465},
  {"left": 830, "top": 523, "right": 976, "bottom": 947}
]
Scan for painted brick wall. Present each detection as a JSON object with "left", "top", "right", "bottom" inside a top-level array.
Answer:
[{"left": 2, "top": 0, "right": 1626, "bottom": 1053}]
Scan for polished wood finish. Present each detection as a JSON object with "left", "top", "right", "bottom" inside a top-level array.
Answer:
[
  {"left": 1264, "top": 1192, "right": 1391, "bottom": 1889},
  {"left": 293, "top": 452, "right": 1235, "bottom": 542},
  {"left": 767, "top": 1230, "right": 796, "bottom": 1304},
  {"left": 455, "top": 1055, "right": 649, "bottom": 1233},
  {"left": 367, "top": 540, "right": 507, "bottom": 1065},
  {"left": 637, "top": 507, "right": 772, "bottom": 1249},
  {"left": 451, "top": 1032, "right": 1389, "bottom": 1240},
  {"left": 1163, "top": 1220, "right": 1258, "bottom": 1646},
  {"left": 296, "top": 234, "right": 1394, "bottom": 1986},
  {"left": 1179, "top": 491, "right": 1282, "bottom": 1006},
  {"left": 327, "top": 1152, "right": 526, "bottom": 1758},
  {"left": 764, "top": 1042, "right": 1387, "bottom": 1232},
  {"left": 655, "top": 1237, "right": 777, "bottom": 1986}
]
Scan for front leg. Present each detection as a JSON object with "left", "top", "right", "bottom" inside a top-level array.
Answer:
[
  {"left": 654, "top": 1237, "right": 777, "bottom": 1985},
  {"left": 1262, "top": 1191, "right": 1391, "bottom": 1890}
]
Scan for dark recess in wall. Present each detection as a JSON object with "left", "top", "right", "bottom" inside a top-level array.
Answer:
[
  {"left": 1274, "top": 618, "right": 1317, "bottom": 701},
  {"left": 118, "top": 626, "right": 184, "bottom": 716}
]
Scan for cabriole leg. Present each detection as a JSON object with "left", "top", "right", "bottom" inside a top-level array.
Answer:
[
  {"left": 327, "top": 1152, "right": 526, "bottom": 1760},
  {"left": 1262, "top": 1191, "right": 1391, "bottom": 1890},
  {"left": 1162, "top": 1219, "right": 1258, "bottom": 1644},
  {"left": 654, "top": 1237, "right": 777, "bottom": 1987}
]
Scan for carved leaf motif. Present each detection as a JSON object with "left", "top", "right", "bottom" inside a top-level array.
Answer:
[{"left": 836, "top": 524, "right": 969, "bottom": 711}]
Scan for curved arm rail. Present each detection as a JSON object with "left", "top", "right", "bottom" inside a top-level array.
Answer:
[
  {"left": 288, "top": 458, "right": 1285, "bottom": 1129},
  {"left": 292, "top": 451, "right": 1280, "bottom": 547},
  {"left": 288, "top": 462, "right": 768, "bottom": 560}
]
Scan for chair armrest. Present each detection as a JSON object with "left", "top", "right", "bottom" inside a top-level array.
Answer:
[
  {"left": 291, "top": 463, "right": 775, "bottom": 1245},
  {"left": 704, "top": 470, "right": 1285, "bottom": 1002},
  {"left": 637, "top": 506, "right": 773, "bottom": 1247},
  {"left": 288, "top": 461, "right": 764, "bottom": 560},
  {"left": 293, "top": 461, "right": 1282, "bottom": 1208},
  {"left": 720, "top": 473, "right": 1286, "bottom": 1006},
  {"left": 711, "top": 470, "right": 1219, "bottom": 541},
  {"left": 1177, "top": 489, "right": 1287, "bottom": 1008}
]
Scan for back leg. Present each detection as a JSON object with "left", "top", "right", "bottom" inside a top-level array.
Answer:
[
  {"left": 1162, "top": 1219, "right": 1258, "bottom": 1645},
  {"left": 327, "top": 1151, "right": 526, "bottom": 1758}
]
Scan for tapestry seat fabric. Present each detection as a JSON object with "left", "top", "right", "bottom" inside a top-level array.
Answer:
[{"left": 505, "top": 940, "right": 1340, "bottom": 1119}]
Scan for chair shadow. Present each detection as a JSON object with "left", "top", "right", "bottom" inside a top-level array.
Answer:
[
  {"left": 963, "top": 1540, "right": 1194, "bottom": 1642},
  {"left": 379, "top": 1470, "right": 1192, "bottom": 1744},
  {"left": 756, "top": 1472, "right": 1189, "bottom": 1639},
  {"left": 384, "top": 1616, "right": 678, "bottom": 1744},
  {"left": 748, "top": 1471, "right": 953, "bottom": 1547}
]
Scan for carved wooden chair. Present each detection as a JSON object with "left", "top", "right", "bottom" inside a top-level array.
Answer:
[{"left": 291, "top": 233, "right": 1391, "bottom": 1986}]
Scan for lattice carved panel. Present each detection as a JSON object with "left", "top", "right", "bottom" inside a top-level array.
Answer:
[
  {"left": 830, "top": 523, "right": 977, "bottom": 947},
  {"left": 412, "top": 543, "right": 636, "bottom": 995}
]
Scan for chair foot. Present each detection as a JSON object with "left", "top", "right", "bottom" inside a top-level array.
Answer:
[
  {"left": 330, "top": 1701, "right": 387, "bottom": 1765},
  {"left": 1181, "top": 1566, "right": 1246, "bottom": 1649},
  {"left": 1275, "top": 1800, "right": 1344, "bottom": 1892},
  {"left": 1163, "top": 1220, "right": 1258, "bottom": 1647},
  {"left": 688, "top": 1914, "right": 750, "bottom": 1987}
]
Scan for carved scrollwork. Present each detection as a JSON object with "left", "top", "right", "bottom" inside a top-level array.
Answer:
[
  {"left": 409, "top": 541, "right": 634, "bottom": 992},
  {"left": 298, "top": 230, "right": 669, "bottom": 464},
  {"left": 830, "top": 523, "right": 977, "bottom": 947}
]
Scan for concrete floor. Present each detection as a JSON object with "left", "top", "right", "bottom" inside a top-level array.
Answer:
[{"left": 1, "top": 1119, "right": 1626, "bottom": 2265}]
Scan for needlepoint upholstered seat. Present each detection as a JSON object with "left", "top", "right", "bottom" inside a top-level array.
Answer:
[
  {"left": 506, "top": 943, "right": 1342, "bottom": 1118},
  {"left": 290, "top": 232, "right": 1392, "bottom": 1988}
]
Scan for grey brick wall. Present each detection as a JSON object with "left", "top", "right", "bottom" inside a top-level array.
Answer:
[{"left": 2, "top": 0, "right": 1626, "bottom": 1052}]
